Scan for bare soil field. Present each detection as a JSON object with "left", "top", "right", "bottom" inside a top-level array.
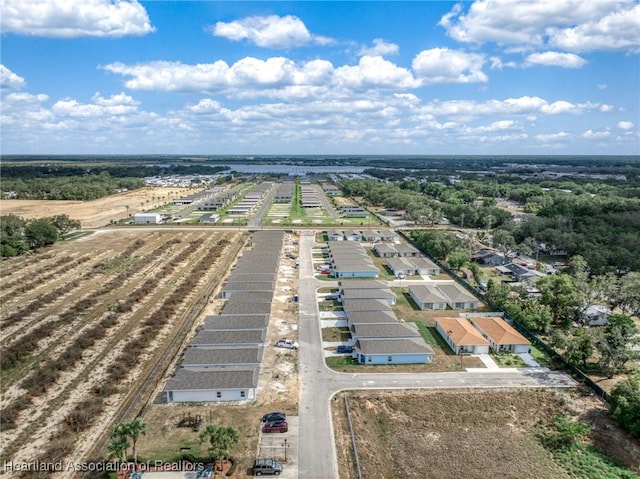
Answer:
[
  {"left": 332, "top": 389, "right": 640, "bottom": 479},
  {"left": 0, "top": 228, "right": 246, "bottom": 477},
  {"left": 0, "top": 187, "right": 191, "bottom": 228}
]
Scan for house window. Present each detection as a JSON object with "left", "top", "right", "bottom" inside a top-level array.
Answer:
[
  {"left": 387, "top": 356, "right": 393, "bottom": 362},
  {"left": 240, "top": 391, "right": 246, "bottom": 398},
  {"left": 216, "top": 391, "right": 221, "bottom": 398},
  {"left": 367, "top": 356, "right": 372, "bottom": 362}
]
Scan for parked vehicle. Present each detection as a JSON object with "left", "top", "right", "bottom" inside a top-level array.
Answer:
[
  {"left": 252, "top": 458, "right": 283, "bottom": 476},
  {"left": 263, "top": 420, "right": 288, "bottom": 433},
  {"left": 336, "top": 345, "right": 353, "bottom": 354},
  {"left": 275, "top": 338, "right": 299, "bottom": 349},
  {"left": 262, "top": 412, "right": 286, "bottom": 423},
  {"left": 325, "top": 294, "right": 338, "bottom": 300}
]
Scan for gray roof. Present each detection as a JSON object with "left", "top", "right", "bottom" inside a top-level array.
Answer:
[
  {"left": 351, "top": 322, "right": 420, "bottom": 338},
  {"left": 387, "top": 257, "right": 415, "bottom": 271},
  {"left": 166, "top": 368, "right": 258, "bottom": 391},
  {"left": 394, "top": 243, "right": 420, "bottom": 253},
  {"left": 437, "top": 283, "right": 478, "bottom": 303},
  {"left": 202, "top": 315, "right": 269, "bottom": 330},
  {"left": 409, "top": 284, "right": 448, "bottom": 304},
  {"left": 407, "top": 257, "right": 439, "bottom": 270},
  {"left": 355, "top": 337, "right": 434, "bottom": 355},
  {"left": 341, "top": 288, "right": 395, "bottom": 300},
  {"left": 226, "top": 292, "right": 274, "bottom": 303},
  {"left": 338, "top": 279, "right": 388, "bottom": 290},
  {"left": 191, "top": 329, "right": 265, "bottom": 346},
  {"left": 221, "top": 302, "right": 272, "bottom": 315},
  {"left": 342, "top": 298, "right": 392, "bottom": 312},
  {"left": 222, "top": 282, "right": 275, "bottom": 293},
  {"left": 346, "top": 310, "right": 399, "bottom": 324},
  {"left": 374, "top": 243, "right": 397, "bottom": 253},
  {"left": 225, "top": 273, "right": 277, "bottom": 283},
  {"left": 182, "top": 347, "right": 263, "bottom": 366}
]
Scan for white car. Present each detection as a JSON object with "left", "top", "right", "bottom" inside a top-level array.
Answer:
[{"left": 275, "top": 338, "right": 299, "bottom": 349}]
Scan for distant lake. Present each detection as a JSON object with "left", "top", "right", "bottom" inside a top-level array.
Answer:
[{"left": 225, "top": 164, "right": 367, "bottom": 174}]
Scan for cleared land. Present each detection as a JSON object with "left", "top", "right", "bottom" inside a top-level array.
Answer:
[
  {"left": 332, "top": 389, "right": 640, "bottom": 479},
  {"left": 0, "top": 187, "right": 190, "bottom": 228}
]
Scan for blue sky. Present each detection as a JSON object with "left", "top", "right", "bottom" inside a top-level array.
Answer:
[{"left": 1, "top": 0, "right": 639, "bottom": 155}]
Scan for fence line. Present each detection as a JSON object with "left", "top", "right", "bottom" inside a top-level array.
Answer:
[
  {"left": 397, "top": 229, "right": 611, "bottom": 404},
  {"left": 343, "top": 394, "right": 363, "bottom": 479}
]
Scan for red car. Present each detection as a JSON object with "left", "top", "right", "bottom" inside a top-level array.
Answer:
[{"left": 263, "top": 420, "right": 288, "bottom": 433}]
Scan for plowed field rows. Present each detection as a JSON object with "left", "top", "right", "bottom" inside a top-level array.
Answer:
[{"left": 0, "top": 229, "right": 245, "bottom": 477}]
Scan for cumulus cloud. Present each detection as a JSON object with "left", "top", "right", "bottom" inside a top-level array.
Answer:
[
  {"left": 412, "top": 48, "right": 487, "bottom": 83},
  {"left": 524, "top": 51, "right": 587, "bottom": 68},
  {"left": 439, "top": 0, "right": 639, "bottom": 53},
  {"left": 548, "top": 4, "right": 640, "bottom": 53},
  {"left": 0, "top": 64, "right": 26, "bottom": 89},
  {"left": 0, "top": 0, "right": 155, "bottom": 38},
  {"left": 359, "top": 39, "right": 399, "bottom": 56},
  {"left": 618, "top": 121, "right": 634, "bottom": 130},
  {"left": 210, "top": 15, "right": 332, "bottom": 49},
  {"left": 104, "top": 55, "right": 423, "bottom": 94},
  {"left": 583, "top": 128, "right": 612, "bottom": 139},
  {"left": 535, "top": 131, "right": 571, "bottom": 142}
]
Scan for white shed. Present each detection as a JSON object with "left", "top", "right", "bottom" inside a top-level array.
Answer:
[{"left": 134, "top": 213, "right": 162, "bottom": 224}]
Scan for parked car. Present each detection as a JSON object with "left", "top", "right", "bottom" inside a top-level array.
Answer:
[
  {"left": 263, "top": 420, "right": 288, "bottom": 433},
  {"left": 275, "top": 338, "right": 299, "bottom": 349},
  {"left": 252, "top": 458, "right": 284, "bottom": 476},
  {"left": 336, "top": 345, "right": 353, "bottom": 354},
  {"left": 325, "top": 294, "right": 338, "bottom": 300},
  {"left": 262, "top": 412, "right": 286, "bottom": 423}
]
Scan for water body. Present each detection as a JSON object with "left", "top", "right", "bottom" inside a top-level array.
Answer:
[{"left": 225, "top": 164, "right": 367, "bottom": 174}]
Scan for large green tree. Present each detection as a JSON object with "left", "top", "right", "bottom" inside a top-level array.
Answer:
[
  {"left": 609, "top": 371, "right": 640, "bottom": 438},
  {"left": 597, "top": 314, "right": 640, "bottom": 377},
  {"left": 199, "top": 423, "right": 240, "bottom": 463},
  {"left": 24, "top": 219, "right": 59, "bottom": 249}
]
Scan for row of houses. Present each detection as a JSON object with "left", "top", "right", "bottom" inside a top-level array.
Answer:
[
  {"left": 227, "top": 182, "right": 273, "bottom": 215},
  {"left": 373, "top": 242, "right": 420, "bottom": 258},
  {"left": 321, "top": 183, "right": 341, "bottom": 196},
  {"left": 337, "top": 280, "right": 435, "bottom": 364},
  {"left": 327, "top": 229, "right": 399, "bottom": 242},
  {"left": 300, "top": 183, "right": 322, "bottom": 208},
  {"left": 337, "top": 204, "right": 368, "bottom": 217},
  {"left": 197, "top": 187, "right": 241, "bottom": 211},
  {"left": 435, "top": 316, "right": 530, "bottom": 355},
  {"left": 274, "top": 182, "right": 294, "bottom": 203},
  {"left": 326, "top": 241, "right": 379, "bottom": 278},
  {"left": 165, "top": 231, "right": 285, "bottom": 403}
]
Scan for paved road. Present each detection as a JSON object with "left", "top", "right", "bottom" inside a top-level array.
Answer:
[{"left": 295, "top": 233, "right": 577, "bottom": 479}]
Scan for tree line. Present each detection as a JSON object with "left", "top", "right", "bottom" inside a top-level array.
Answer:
[{"left": 1, "top": 214, "right": 80, "bottom": 257}]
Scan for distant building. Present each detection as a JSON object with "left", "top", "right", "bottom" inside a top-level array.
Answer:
[{"left": 134, "top": 213, "right": 162, "bottom": 224}]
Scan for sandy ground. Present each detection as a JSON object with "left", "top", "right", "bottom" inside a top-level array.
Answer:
[{"left": 0, "top": 187, "right": 191, "bottom": 228}]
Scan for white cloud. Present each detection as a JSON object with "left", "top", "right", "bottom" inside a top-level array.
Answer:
[
  {"left": 439, "top": 0, "right": 639, "bottom": 53},
  {"left": 618, "top": 121, "right": 634, "bottom": 130},
  {"left": 210, "top": 15, "right": 332, "bottom": 49},
  {"left": 548, "top": 4, "right": 640, "bottom": 53},
  {"left": 583, "top": 128, "right": 612, "bottom": 139},
  {"left": 334, "top": 56, "right": 419, "bottom": 89},
  {"left": 535, "top": 131, "right": 571, "bottom": 142},
  {"left": 597, "top": 83, "right": 608, "bottom": 90},
  {"left": 359, "top": 39, "right": 399, "bottom": 56},
  {"left": 0, "top": 64, "right": 26, "bottom": 89},
  {"left": 524, "top": 51, "right": 587, "bottom": 68},
  {"left": 104, "top": 55, "right": 423, "bottom": 94},
  {"left": 412, "top": 48, "right": 487, "bottom": 83},
  {"left": 0, "top": 0, "right": 154, "bottom": 38}
]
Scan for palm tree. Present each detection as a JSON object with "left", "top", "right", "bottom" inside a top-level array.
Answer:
[
  {"left": 107, "top": 434, "right": 129, "bottom": 463},
  {"left": 199, "top": 424, "right": 240, "bottom": 465},
  {"left": 126, "top": 419, "right": 147, "bottom": 464}
]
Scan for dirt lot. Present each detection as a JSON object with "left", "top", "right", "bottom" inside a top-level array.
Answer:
[
  {"left": 332, "top": 388, "right": 640, "bottom": 479},
  {"left": 0, "top": 187, "right": 190, "bottom": 228}
]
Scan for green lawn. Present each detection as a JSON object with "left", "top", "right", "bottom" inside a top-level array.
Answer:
[
  {"left": 492, "top": 351, "right": 527, "bottom": 368},
  {"left": 322, "top": 327, "right": 351, "bottom": 342}
]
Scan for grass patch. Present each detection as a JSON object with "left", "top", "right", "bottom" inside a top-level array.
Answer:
[
  {"left": 325, "top": 356, "right": 360, "bottom": 370},
  {"left": 318, "top": 300, "right": 343, "bottom": 312},
  {"left": 530, "top": 345, "right": 553, "bottom": 367},
  {"left": 549, "top": 444, "right": 638, "bottom": 479},
  {"left": 492, "top": 351, "right": 527, "bottom": 368},
  {"left": 322, "top": 327, "right": 351, "bottom": 342}
]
